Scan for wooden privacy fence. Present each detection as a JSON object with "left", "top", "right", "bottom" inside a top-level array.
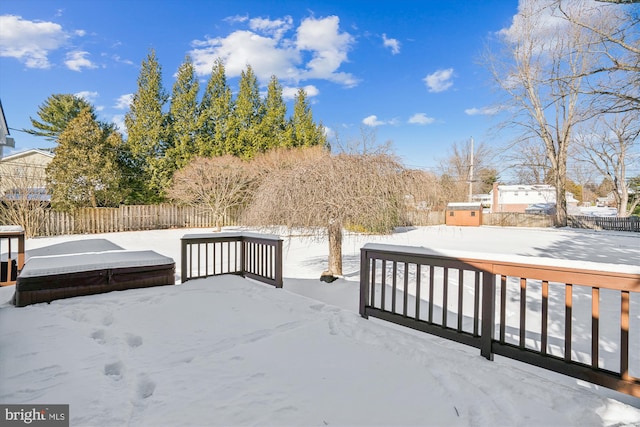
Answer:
[
  {"left": 180, "top": 232, "right": 283, "bottom": 288},
  {"left": 406, "top": 211, "right": 555, "bottom": 228},
  {"left": 482, "top": 212, "right": 555, "bottom": 228},
  {"left": 359, "top": 243, "right": 640, "bottom": 397},
  {"left": 569, "top": 215, "right": 640, "bottom": 232},
  {"left": 25, "top": 205, "right": 241, "bottom": 237}
]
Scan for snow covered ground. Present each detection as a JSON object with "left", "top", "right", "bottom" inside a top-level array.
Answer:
[{"left": 1, "top": 225, "right": 639, "bottom": 426}]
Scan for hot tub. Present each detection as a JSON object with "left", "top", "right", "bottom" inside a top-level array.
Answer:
[{"left": 13, "top": 250, "right": 175, "bottom": 307}]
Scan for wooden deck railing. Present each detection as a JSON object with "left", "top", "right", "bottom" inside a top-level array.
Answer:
[
  {"left": 0, "top": 226, "right": 25, "bottom": 286},
  {"left": 359, "top": 243, "right": 640, "bottom": 397},
  {"left": 180, "top": 232, "right": 283, "bottom": 288}
]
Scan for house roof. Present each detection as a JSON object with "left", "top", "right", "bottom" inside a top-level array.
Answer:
[
  {"left": 0, "top": 98, "right": 9, "bottom": 138},
  {"left": 0, "top": 148, "right": 54, "bottom": 163}
]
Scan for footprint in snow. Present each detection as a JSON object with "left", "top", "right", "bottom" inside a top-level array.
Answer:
[
  {"left": 104, "top": 361, "right": 124, "bottom": 380},
  {"left": 136, "top": 374, "right": 156, "bottom": 399},
  {"left": 125, "top": 333, "right": 143, "bottom": 348}
]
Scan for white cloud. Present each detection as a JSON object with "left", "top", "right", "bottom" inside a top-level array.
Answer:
[
  {"left": 113, "top": 55, "right": 134, "bottom": 66},
  {"left": 296, "top": 16, "right": 357, "bottom": 86},
  {"left": 74, "top": 91, "right": 98, "bottom": 104},
  {"left": 111, "top": 114, "right": 126, "bottom": 134},
  {"left": 498, "top": 0, "right": 604, "bottom": 56},
  {"left": 382, "top": 34, "right": 400, "bottom": 55},
  {"left": 65, "top": 50, "right": 97, "bottom": 71},
  {"left": 249, "top": 16, "right": 293, "bottom": 40},
  {"left": 224, "top": 15, "right": 249, "bottom": 24},
  {"left": 114, "top": 93, "right": 134, "bottom": 109},
  {"left": 0, "top": 15, "right": 69, "bottom": 68},
  {"left": 190, "top": 14, "right": 357, "bottom": 87},
  {"left": 423, "top": 68, "right": 454, "bottom": 93},
  {"left": 363, "top": 115, "right": 385, "bottom": 127},
  {"left": 408, "top": 113, "right": 435, "bottom": 125},
  {"left": 191, "top": 30, "right": 300, "bottom": 82},
  {"left": 465, "top": 106, "right": 502, "bottom": 116},
  {"left": 283, "top": 85, "right": 319, "bottom": 101},
  {"left": 74, "top": 29, "right": 86, "bottom": 37}
]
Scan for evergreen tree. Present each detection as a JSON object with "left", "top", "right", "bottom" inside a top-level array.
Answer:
[
  {"left": 258, "top": 76, "right": 288, "bottom": 152},
  {"left": 166, "top": 55, "right": 199, "bottom": 169},
  {"left": 47, "top": 109, "right": 128, "bottom": 210},
  {"left": 196, "top": 58, "right": 232, "bottom": 157},
  {"left": 26, "top": 94, "right": 100, "bottom": 141},
  {"left": 124, "top": 49, "right": 169, "bottom": 203},
  {"left": 227, "top": 65, "right": 265, "bottom": 158},
  {"left": 289, "top": 88, "right": 326, "bottom": 148}
]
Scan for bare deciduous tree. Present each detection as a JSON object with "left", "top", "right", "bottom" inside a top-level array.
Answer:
[
  {"left": 167, "top": 155, "right": 255, "bottom": 231},
  {"left": 0, "top": 161, "right": 49, "bottom": 238},
  {"left": 503, "top": 137, "right": 554, "bottom": 185},
  {"left": 487, "top": 0, "right": 608, "bottom": 226},
  {"left": 575, "top": 110, "right": 640, "bottom": 215},
  {"left": 558, "top": 0, "right": 640, "bottom": 113},
  {"left": 439, "top": 139, "right": 495, "bottom": 200},
  {"left": 243, "top": 149, "right": 407, "bottom": 280}
]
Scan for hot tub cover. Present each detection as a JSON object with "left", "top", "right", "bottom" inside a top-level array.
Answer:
[{"left": 13, "top": 250, "right": 175, "bottom": 307}]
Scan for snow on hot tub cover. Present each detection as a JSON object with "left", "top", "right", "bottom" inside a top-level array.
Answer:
[{"left": 19, "top": 250, "right": 175, "bottom": 278}]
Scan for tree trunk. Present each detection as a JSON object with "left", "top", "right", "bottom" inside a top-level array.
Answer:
[
  {"left": 554, "top": 166, "right": 568, "bottom": 227},
  {"left": 213, "top": 214, "right": 222, "bottom": 232},
  {"left": 327, "top": 221, "right": 343, "bottom": 276}
]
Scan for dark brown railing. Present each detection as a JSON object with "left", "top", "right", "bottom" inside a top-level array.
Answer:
[
  {"left": 359, "top": 243, "right": 640, "bottom": 397},
  {"left": 181, "top": 232, "right": 283, "bottom": 288},
  {"left": 0, "top": 226, "right": 25, "bottom": 287}
]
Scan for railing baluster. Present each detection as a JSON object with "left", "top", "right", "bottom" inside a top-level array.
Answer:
[
  {"left": 473, "top": 271, "right": 480, "bottom": 336},
  {"left": 415, "top": 264, "right": 421, "bottom": 320},
  {"left": 541, "top": 280, "right": 549, "bottom": 356},
  {"left": 370, "top": 258, "right": 376, "bottom": 307},
  {"left": 392, "top": 262, "right": 398, "bottom": 314},
  {"left": 262, "top": 243, "right": 267, "bottom": 277},
  {"left": 458, "top": 269, "right": 464, "bottom": 332},
  {"left": 381, "top": 260, "right": 387, "bottom": 311},
  {"left": 500, "top": 275, "right": 507, "bottom": 343},
  {"left": 428, "top": 265, "right": 434, "bottom": 323},
  {"left": 190, "top": 243, "right": 194, "bottom": 279},
  {"left": 565, "top": 283, "right": 573, "bottom": 362},
  {"left": 442, "top": 268, "right": 449, "bottom": 327},
  {"left": 403, "top": 262, "right": 409, "bottom": 317},
  {"left": 214, "top": 242, "right": 218, "bottom": 275},
  {"left": 621, "top": 290, "right": 630, "bottom": 381},
  {"left": 205, "top": 243, "right": 209, "bottom": 276},
  {"left": 592, "top": 287, "right": 600, "bottom": 369},
  {"left": 520, "top": 277, "right": 527, "bottom": 349}
]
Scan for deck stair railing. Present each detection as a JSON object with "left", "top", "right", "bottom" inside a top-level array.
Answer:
[
  {"left": 181, "top": 232, "right": 283, "bottom": 288},
  {"left": 359, "top": 243, "right": 640, "bottom": 397}
]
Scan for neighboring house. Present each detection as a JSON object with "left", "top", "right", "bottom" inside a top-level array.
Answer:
[
  {"left": 0, "top": 99, "right": 16, "bottom": 159},
  {"left": 596, "top": 193, "right": 617, "bottom": 207},
  {"left": 0, "top": 149, "right": 54, "bottom": 200},
  {"left": 489, "top": 183, "right": 578, "bottom": 213}
]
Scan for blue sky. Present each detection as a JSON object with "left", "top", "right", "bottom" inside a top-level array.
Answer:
[{"left": 0, "top": 0, "right": 519, "bottom": 171}]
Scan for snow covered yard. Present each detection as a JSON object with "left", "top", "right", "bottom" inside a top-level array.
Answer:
[{"left": 1, "top": 225, "right": 639, "bottom": 426}]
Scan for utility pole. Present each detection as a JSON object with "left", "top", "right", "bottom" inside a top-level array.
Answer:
[{"left": 468, "top": 136, "right": 474, "bottom": 202}]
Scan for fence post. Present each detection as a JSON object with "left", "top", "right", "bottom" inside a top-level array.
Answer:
[
  {"left": 275, "top": 238, "right": 283, "bottom": 288},
  {"left": 180, "top": 238, "right": 188, "bottom": 284},
  {"left": 481, "top": 271, "right": 496, "bottom": 361},
  {"left": 359, "top": 248, "right": 370, "bottom": 319}
]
